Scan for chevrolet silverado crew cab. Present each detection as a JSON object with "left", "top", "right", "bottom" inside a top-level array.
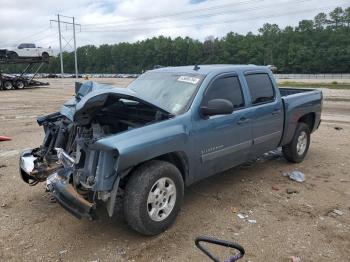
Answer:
[
  {"left": 19, "top": 65, "right": 322, "bottom": 235},
  {"left": 5, "top": 43, "right": 53, "bottom": 59}
]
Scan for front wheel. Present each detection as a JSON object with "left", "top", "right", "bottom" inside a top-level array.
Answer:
[
  {"left": 282, "top": 123, "right": 310, "bottom": 163},
  {"left": 124, "top": 160, "right": 184, "bottom": 235}
]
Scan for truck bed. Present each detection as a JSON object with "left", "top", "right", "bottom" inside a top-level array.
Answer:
[
  {"left": 279, "top": 87, "right": 316, "bottom": 97},
  {"left": 279, "top": 87, "right": 322, "bottom": 146}
]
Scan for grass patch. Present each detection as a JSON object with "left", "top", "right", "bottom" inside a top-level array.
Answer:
[{"left": 279, "top": 81, "right": 350, "bottom": 89}]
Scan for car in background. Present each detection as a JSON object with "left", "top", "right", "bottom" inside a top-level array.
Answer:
[{"left": 5, "top": 43, "right": 53, "bottom": 59}]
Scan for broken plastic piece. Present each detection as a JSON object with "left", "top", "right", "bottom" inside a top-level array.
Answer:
[
  {"left": 283, "top": 171, "right": 305, "bottom": 182},
  {"left": 55, "top": 148, "right": 74, "bottom": 168},
  {"left": 20, "top": 155, "right": 37, "bottom": 174},
  {"left": 0, "top": 136, "right": 11, "bottom": 142},
  {"left": 237, "top": 213, "right": 248, "bottom": 219}
]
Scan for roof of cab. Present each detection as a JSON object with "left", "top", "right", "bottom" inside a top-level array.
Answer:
[{"left": 151, "top": 64, "right": 270, "bottom": 75}]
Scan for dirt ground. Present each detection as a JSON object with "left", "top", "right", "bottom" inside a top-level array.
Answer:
[{"left": 0, "top": 79, "right": 349, "bottom": 262}]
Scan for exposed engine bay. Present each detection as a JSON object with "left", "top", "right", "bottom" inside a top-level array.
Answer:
[{"left": 19, "top": 82, "right": 171, "bottom": 218}]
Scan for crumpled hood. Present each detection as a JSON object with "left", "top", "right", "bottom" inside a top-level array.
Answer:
[{"left": 59, "top": 81, "right": 171, "bottom": 124}]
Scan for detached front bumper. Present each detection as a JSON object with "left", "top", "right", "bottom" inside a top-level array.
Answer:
[
  {"left": 20, "top": 149, "right": 96, "bottom": 220},
  {"left": 47, "top": 169, "right": 96, "bottom": 220}
]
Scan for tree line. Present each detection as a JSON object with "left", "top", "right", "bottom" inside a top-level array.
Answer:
[{"left": 4, "top": 7, "right": 350, "bottom": 74}]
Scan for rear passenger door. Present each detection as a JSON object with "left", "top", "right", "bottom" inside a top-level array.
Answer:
[{"left": 244, "top": 72, "right": 283, "bottom": 156}]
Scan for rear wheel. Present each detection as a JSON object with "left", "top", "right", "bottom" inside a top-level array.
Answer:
[
  {"left": 15, "top": 80, "right": 25, "bottom": 89},
  {"left": 42, "top": 52, "right": 49, "bottom": 60},
  {"left": 3, "top": 81, "right": 13, "bottom": 90},
  {"left": 124, "top": 160, "right": 184, "bottom": 235},
  {"left": 282, "top": 123, "right": 310, "bottom": 163}
]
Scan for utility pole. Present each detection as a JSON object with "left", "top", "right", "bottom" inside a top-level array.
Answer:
[
  {"left": 50, "top": 15, "right": 81, "bottom": 78},
  {"left": 72, "top": 17, "right": 78, "bottom": 79},
  {"left": 57, "top": 14, "right": 64, "bottom": 77}
]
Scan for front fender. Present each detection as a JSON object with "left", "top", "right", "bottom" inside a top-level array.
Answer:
[{"left": 92, "top": 121, "right": 190, "bottom": 173}]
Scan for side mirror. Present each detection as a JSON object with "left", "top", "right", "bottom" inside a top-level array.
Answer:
[{"left": 200, "top": 99, "right": 234, "bottom": 117}]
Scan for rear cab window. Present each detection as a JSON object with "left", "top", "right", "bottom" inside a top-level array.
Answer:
[
  {"left": 245, "top": 73, "right": 275, "bottom": 105},
  {"left": 203, "top": 76, "right": 245, "bottom": 110}
]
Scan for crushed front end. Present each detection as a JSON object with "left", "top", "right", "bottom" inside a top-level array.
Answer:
[{"left": 19, "top": 82, "right": 171, "bottom": 219}]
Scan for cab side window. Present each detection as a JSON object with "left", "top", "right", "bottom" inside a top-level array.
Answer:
[
  {"left": 202, "top": 76, "right": 244, "bottom": 109},
  {"left": 245, "top": 73, "right": 275, "bottom": 104}
]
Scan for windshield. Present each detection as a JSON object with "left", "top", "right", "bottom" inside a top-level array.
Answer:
[{"left": 128, "top": 72, "right": 204, "bottom": 115}]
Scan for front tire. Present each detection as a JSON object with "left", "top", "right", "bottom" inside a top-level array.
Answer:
[
  {"left": 282, "top": 123, "right": 310, "bottom": 163},
  {"left": 124, "top": 160, "right": 184, "bottom": 235}
]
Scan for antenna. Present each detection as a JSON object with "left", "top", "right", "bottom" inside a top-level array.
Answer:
[{"left": 194, "top": 64, "right": 200, "bottom": 71}]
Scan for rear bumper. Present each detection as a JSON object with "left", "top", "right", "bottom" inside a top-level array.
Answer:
[{"left": 47, "top": 169, "right": 96, "bottom": 220}]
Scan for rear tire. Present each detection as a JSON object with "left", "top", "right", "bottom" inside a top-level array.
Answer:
[
  {"left": 124, "top": 160, "right": 184, "bottom": 235},
  {"left": 42, "top": 52, "right": 49, "bottom": 60},
  {"left": 282, "top": 123, "right": 310, "bottom": 163},
  {"left": 15, "top": 80, "right": 25, "bottom": 89},
  {"left": 3, "top": 81, "right": 13, "bottom": 90}
]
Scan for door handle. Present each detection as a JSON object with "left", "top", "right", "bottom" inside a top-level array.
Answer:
[
  {"left": 272, "top": 109, "right": 281, "bottom": 115},
  {"left": 237, "top": 117, "right": 250, "bottom": 125}
]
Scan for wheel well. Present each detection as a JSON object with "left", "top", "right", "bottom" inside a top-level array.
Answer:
[
  {"left": 121, "top": 152, "right": 189, "bottom": 187},
  {"left": 8, "top": 51, "right": 18, "bottom": 56},
  {"left": 42, "top": 52, "right": 48, "bottom": 55},
  {"left": 298, "top": 113, "right": 315, "bottom": 131},
  {"left": 154, "top": 152, "right": 189, "bottom": 183}
]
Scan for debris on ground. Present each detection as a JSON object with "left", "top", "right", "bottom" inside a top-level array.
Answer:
[
  {"left": 0, "top": 135, "right": 12, "bottom": 141},
  {"left": 289, "top": 256, "right": 301, "bottom": 262},
  {"left": 59, "top": 250, "right": 68, "bottom": 256},
  {"left": 329, "top": 209, "right": 344, "bottom": 217},
  {"left": 334, "top": 126, "right": 343, "bottom": 131},
  {"left": 1, "top": 203, "right": 7, "bottom": 208},
  {"left": 49, "top": 196, "right": 57, "bottom": 203},
  {"left": 333, "top": 209, "right": 344, "bottom": 216},
  {"left": 263, "top": 148, "right": 283, "bottom": 159},
  {"left": 237, "top": 213, "right": 257, "bottom": 224},
  {"left": 286, "top": 188, "right": 299, "bottom": 194},
  {"left": 231, "top": 207, "right": 238, "bottom": 213},
  {"left": 272, "top": 185, "right": 280, "bottom": 191},
  {"left": 24, "top": 244, "right": 33, "bottom": 249},
  {"left": 0, "top": 164, "right": 6, "bottom": 168},
  {"left": 283, "top": 171, "right": 305, "bottom": 182},
  {"left": 237, "top": 213, "right": 247, "bottom": 219}
]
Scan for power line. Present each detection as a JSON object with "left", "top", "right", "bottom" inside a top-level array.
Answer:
[
  {"left": 82, "top": 0, "right": 311, "bottom": 30},
  {"left": 81, "top": 4, "right": 338, "bottom": 34},
  {"left": 82, "top": 0, "right": 264, "bottom": 28}
]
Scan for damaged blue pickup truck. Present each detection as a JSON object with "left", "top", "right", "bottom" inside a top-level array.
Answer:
[{"left": 20, "top": 65, "right": 322, "bottom": 235}]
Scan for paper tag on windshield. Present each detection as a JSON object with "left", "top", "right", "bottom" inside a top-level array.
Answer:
[{"left": 177, "top": 76, "right": 200, "bottom": 85}]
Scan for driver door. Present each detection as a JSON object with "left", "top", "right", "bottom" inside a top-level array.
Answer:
[{"left": 192, "top": 74, "right": 253, "bottom": 181}]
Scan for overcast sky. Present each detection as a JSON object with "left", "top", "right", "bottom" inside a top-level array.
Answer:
[{"left": 0, "top": 0, "right": 348, "bottom": 51}]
